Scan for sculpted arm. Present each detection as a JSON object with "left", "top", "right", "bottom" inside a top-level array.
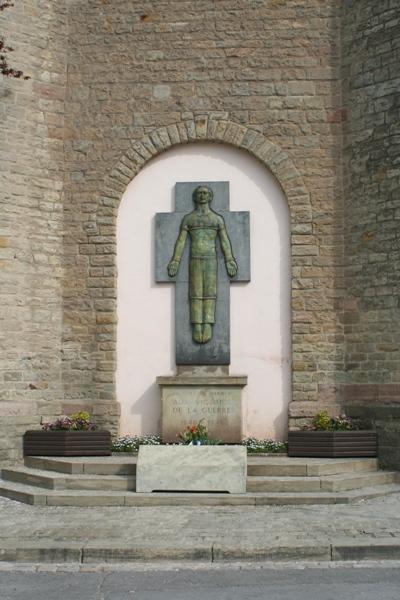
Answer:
[
  {"left": 168, "top": 226, "right": 188, "bottom": 277},
  {"left": 218, "top": 221, "right": 238, "bottom": 278}
]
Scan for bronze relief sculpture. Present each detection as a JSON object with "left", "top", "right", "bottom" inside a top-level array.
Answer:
[{"left": 168, "top": 186, "right": 237, "bottom": 344}]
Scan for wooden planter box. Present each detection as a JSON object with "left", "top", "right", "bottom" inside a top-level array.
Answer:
[
  {"left": 23, "top": 430, "right": 112, "bottom": 457},
  {"left": 288, "top": 431, "right": 377, "bottom": 458}
]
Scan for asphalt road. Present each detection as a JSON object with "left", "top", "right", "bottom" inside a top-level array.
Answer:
[{"left": 1, "top": 564, "right": 400, "bottom": 600}]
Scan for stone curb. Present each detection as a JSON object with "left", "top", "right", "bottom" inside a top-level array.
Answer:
[
  {"left": 332, "top": 540, "right": 400, "bottom": 561},
  {"left": 2, "top": 540, "right": 400, "bottom": 564}
]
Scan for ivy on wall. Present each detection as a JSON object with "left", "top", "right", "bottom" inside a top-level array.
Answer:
[{"left": 0, "top": 2, "right": 30, "bottom": 79}]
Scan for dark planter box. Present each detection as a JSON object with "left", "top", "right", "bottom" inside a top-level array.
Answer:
[
  {"left": 288, "top": 431, "right": 377, "bottom": 458},
  {"left": 23, "top": 430, "right": 112, "bottom": 457}
]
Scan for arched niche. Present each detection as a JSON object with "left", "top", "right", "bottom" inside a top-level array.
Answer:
[{"left": 117, "top": 142, "right": 291, "bottom": 440}]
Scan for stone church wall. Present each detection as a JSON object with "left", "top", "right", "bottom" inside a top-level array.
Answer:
[
  {"left": 63, "top": 0, "right": 345, "bottom": 434},
  {"left": 0, "top": 0, "right": 67, "bottom": 463},
  {"left": 342, "top": 0, "right": 400, "bottom": 468},
  {"left": 1, "top": 0, "right": 398, "bottom": 464}
]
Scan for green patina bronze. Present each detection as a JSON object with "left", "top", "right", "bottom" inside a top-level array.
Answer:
[{"left": 168, "top": 186, "right": 237, "bottom": 344}]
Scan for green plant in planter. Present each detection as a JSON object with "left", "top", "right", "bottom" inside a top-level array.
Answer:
[
  {"left": 42, "top": 411, "right": 96, "bottom": 431},
  {"left": 289, "top": 411, "right": 376, "bottom": 457},
  {"left": 307, "top": 410, "right": 370, "bottom": 432},
  {"left": 25, "top": 411, "right": 110, "bottom": 457},
  {"left": 312, "top": 410, "right": 333, "bottom": 431}
]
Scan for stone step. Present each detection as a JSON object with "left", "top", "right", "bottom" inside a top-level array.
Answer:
[
  {"left": 247, "top": 471, "right": 399, "bottom": 493},
  {"left": 0, "top": 480, "right": 48, "bottom": 505},
  {"left": 24, "top": 455, "right": 379, "bottom": 478},
  {"left": 24, "top": 455, "right": 137, "bottom": 475},
  {"left": 4, "top": 465, "right": 395, "bottom": 494},
  {"left": 320, "top": 470, "right": 399, "bottom": 492},
  {"left": 1, "top": 478, "right": 400, "bottom": 507},
  {"left": 247, "top": 476, "right": 321, "bottom": 493},
  {"left": 2, "top": 455, "right": 394, "bottom": 508},
  {"left": 1, "top": 467, "right": 135, "bottom": 491},
  {"left": 247, "top": 456, "right": 379, "bottom": 477}
]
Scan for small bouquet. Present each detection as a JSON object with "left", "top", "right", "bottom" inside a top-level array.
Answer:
[{"left": 178, "top": 419, "right": 209, "bottom": 445}]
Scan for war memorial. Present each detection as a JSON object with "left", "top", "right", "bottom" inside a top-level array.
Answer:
[{"left": 0, "top": 1, "right": 399, "bottom": 498}]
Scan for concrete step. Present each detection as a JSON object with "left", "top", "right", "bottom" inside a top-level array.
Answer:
[
  {"left": 1, "top": 455, "right": 395, "bottom": 508},
  {"left": 247, "top": 476, "right": 321, "bottom": 492},
  {"left": 1, "top": 467, "right": 135, "bottom": 491},
  {"left": 1, "top": 478, "right": 400, "bottom": 507},
  {"left": 247, "top": 471, "right": 399, "bottom": 493},
  {"left": 24, "top": 455, "right": 137, "bottom": 475},
  {"left": 25, "top": 455, "right": 379, "bottom": 478},
  {"left": 321, "top": 470, "right": 399, "bottom": 492},
  {"left": 0, "top": 480, "right": 48, "bottom": 505},
  {"left": 4, "top": 466, "right": 395, "bottom": 494},
  {"left": 247, "top": 456, "right": 379, "bottom": 477}
]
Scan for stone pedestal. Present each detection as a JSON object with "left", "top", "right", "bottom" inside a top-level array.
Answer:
[
  {"left": 136, "top": 445, "right": 247, "bottom": 493},
  {"left": 157, "top": 366, "right": 247, "bottom": 443}
]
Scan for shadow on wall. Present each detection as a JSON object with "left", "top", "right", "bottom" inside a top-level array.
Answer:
[{"left": 130, "top": 382, "right": 162, "bottom": 436}]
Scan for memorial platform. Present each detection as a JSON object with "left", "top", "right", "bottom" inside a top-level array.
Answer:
[{"left": 0, "top": 454, "right": 399, "bottom": 507}]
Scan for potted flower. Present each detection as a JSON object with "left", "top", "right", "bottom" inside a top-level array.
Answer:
[
  {"left": 288, "top": 411, "right": 377, "bottom": 458},
  {"left": 178, "top": 420, "right": 224, "bottom": 446},
  {"left": 178, "top": 419, "right": 210, "bottom": 445},
  {"left": 23, "top": 411, "right": 111, "bottom": 456}
]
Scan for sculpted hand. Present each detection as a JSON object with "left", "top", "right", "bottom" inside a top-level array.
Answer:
[
  {"left": 226, "top": 259, "right": 238, "bottom": 278},
  {"left": 168, "top": 260, "right": 179, "bottom": 277}
]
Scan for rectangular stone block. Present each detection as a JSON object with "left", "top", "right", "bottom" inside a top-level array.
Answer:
[
  {"left": 136, "top": 445, "right": 247, "bottom": 493},
  {"left": 158, "top": 374, "right": 246, "bottom": 443}
]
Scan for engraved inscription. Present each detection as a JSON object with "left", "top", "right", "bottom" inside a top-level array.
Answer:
[{"left": 162, "top": 386, "right": 242, "bottom": 443}]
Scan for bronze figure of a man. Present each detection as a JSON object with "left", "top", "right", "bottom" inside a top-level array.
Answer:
[{"left": 168, "top": 185, "right": 237, "bottom": 344}]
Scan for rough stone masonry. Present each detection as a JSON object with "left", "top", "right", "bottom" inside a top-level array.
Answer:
[{"left": 0, "top": 0, "right": 399, "bottom": 464}]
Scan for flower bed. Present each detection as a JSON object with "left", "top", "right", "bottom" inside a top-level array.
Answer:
[
  {"left": 288, "top": 430, "right": 377, "bottom": 458},
  {"left": 111, "top": 433, "right": 287, "bottom": 454},
  {"left": 23, "top": 430, "right": 112, "bottom": 457},
  {"left": 288, "top": 411, "right": 377, "bottom": 458},
  {"left": 23, "top": 412, "right": 111, "bottom": 457}
]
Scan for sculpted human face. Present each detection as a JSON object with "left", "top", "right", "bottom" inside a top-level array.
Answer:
[{"left": 194, "top": 186, "right": 212, "bottom": 205}]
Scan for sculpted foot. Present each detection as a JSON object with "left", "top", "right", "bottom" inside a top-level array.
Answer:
[
  {"left": 193, "top": 324, "right": 203, "bottom": 343},
  {"left": 202, "top": 324, "right": 213, "bottom": 343}
]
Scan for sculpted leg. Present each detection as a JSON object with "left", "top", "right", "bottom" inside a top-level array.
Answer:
[
  {"left": 202, "top": 259, "right": 217, "bottom": 344},
  {"left": 202, "top": 324, "right": 212, "bottom": 343},
  {"left": 189, "top": 258, "right": 205, "bottom": 344},
  {"left": 189, "top": 256, "right": 217, "bottom": 345},
  {"left": 193, "top": 324, "right": 203, "bottom": 343},
  {"left": 199, "top": 258, "right": 217, "bottom": 343},
  {"left": 191, "top": 298, "right": 203, "bottom": 344}
]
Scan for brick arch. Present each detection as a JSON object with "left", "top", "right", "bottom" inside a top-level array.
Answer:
[
  {"left": 91, "top": 118, "right": 313, "bottom": 418},
  {"left": 101, "top": 118, "right": 311, "bottom": 215}
]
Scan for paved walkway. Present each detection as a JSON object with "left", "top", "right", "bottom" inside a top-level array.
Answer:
[{"left": 1, "top": 491, "right": 400, "bottom": 563}]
